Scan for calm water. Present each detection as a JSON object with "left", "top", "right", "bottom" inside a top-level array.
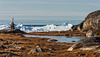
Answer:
[
  {"left": 24, "top": 35, "right": 85, "bottom": 43},
  {"left": 0, "top": 19, "right": 83, "bottom": 26}
]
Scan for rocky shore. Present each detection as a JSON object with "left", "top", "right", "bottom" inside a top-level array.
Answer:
[
  {"left": 27, "top": 29, "right": 100, "bottom": 37},
  {"left": 28, "top": 10, "right": 100, "bottom": 37},
  {"left": 0, "top": 33, "right": 99, "bottom": 57},
  {"left": 0, "top": 10, "right": 100, "bottom": 57}
]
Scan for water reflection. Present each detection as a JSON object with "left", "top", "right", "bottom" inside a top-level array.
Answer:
[{"left": 24, "top": 35, "right": 85, "bottom": 43}]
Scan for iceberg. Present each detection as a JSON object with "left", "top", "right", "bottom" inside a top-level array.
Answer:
[{"left": 0, "top": 22, "right": 73, "bottom": 33}]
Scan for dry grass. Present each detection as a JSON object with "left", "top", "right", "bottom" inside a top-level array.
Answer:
[
  {"left": 28, "top": 31, "right": 86, "bottom": 36},
  {"left": 0, "top": 33, "right": 99, "bottom": 57}
]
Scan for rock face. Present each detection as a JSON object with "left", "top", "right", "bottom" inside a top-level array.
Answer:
[
  {"left": 67, "top": 30, "right": 100, "bottom": 51},
  {"left": 71, "top": 10, "right": 100, "bottom": 32}
]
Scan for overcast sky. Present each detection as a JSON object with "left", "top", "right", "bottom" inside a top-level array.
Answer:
[{"left": 0, "top": 0, "right": 100, "bottom": 20}]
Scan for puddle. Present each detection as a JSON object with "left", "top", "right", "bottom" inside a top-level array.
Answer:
[{"left": 24, "top": 35, "right": 85, "bottom": 43}]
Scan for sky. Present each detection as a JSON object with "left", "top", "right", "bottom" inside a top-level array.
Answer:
[{"left": 0, "top": 0, "right": 100, "bottom": 21}]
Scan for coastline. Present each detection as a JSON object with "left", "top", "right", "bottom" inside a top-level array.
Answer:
[
  {"left": 26, "top": 30, "right": 100, "bottom": 37},
  {"left": 0, "top": 33, "right": 100, "bottom": 57},
  {"left": 27, "top": 31, "right": 86, "bottom": 36}
]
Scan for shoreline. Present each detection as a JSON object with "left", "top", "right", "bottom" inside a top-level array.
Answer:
[
  {"left": 26, "top": 30, "right": 100, "bottom": 37},
  {"left": 27, "top": 31, "right": 86, "bottom": 36},
  {"left": 0, "top": 33, "right": 100, "bottom": 57}
]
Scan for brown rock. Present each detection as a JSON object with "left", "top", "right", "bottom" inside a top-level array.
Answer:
[
  {"left": 67, "top": 30, "right": 100, "bottom": 51},
  {"left": 72, "top": 41, "right": 76, "bottom": 42},
  {"left": 86, "top": 30, "right": 95, "bottom": 37},
  {"left": 80, "top": 45, "right": 100, "bottom": 50},
  {"left": 29, "top": 48, "right": 45, "bottom": 54},
  {"left": 71, "top": 10, "right": 100, "bottom": 32},
  {"left": 50, "top": 39, "right": 58, "bottom": 42}
]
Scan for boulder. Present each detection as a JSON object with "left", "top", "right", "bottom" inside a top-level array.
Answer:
[
  {"left": 80, "top": 45, "right": 100, "bottom": 50},
  {"left": 67, "top": 31, "right": 100, "bottom": 51},
  {"left": 71, "top": 10, "right": 100, "bottom": 32},
  {"left": 86, "top": 30, "right": 95, "bottom": 37},
  {"left": 29, "top": 48, "right": 45, "bottom": 54},
  {"left": 37, "top": 48, "right": 45, "bottom": 52},
  {"left": 29, "top": 49, "right": 38, "bottom": 54}
]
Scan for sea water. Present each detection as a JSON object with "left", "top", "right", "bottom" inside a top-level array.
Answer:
[
  {"left": 0, "top": 20, "right": 83, "bottom": 33},
  {"left": 0, "top": 19, "right": 84, "bottom": 43}
]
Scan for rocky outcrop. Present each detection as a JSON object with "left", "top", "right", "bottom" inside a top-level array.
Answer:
[
  {"left": 0, "top": 29, "right": 24, "bottom": 33},
  {"left": 80, "top": 45, "right": 100, "bottom": 50},
  {"left": 29, "top": 48, "right": 45, "bottom": 54},
  {"left": 28, "top": 44, "right": 45, "bottom": 54},
  {"left": 0, "top": 18, "right": 25, "bottom": 33},
  {"left": 71, "top": 10, "right": 100, "bottom": 32},
  {"left": 67, "top": 30, "right": 100, "bottom": 51}
]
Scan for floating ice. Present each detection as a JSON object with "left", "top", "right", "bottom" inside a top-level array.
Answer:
[{"left": 0, "top": 22, "right": 73, "bottom": 33}]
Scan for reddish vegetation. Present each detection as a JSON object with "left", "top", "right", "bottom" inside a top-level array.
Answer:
[
  {"left": 27, "top": 29, "right": 100, "bottom": 37},
  {"left": 0, "top": 33, "right": 99, "bottom": 57},
  {"left": 28, "top": 31, "right": 86, "bottom": 36}
]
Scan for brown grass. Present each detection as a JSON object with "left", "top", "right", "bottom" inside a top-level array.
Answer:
[{"left": 0, "top": 33, "right": 99, "bottom": 57}]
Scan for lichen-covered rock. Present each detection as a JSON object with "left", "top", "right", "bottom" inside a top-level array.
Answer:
[
  {"left": 86, "top": 30, "right": 95, "bottom": 37},
  {"left": 29, "top": 48, "right": 45, "bottom": 54},
  {"left": 67, "top": 31, "right": 100, "bottom": 51},
  {"left": 67, "top": 37, "right": 100, "bottom": 51},
  {"left": 80, "top": 45, "right": 100, "bottom": 50},
  {"left": 71, "top": 10, "right": 100, "bottom": 32}
]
